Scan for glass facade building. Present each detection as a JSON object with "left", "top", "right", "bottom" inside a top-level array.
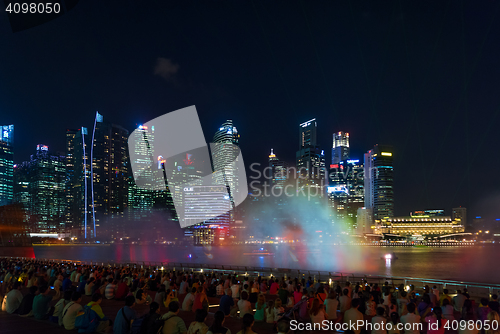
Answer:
[
  {"left": 364, "top": 145, "right": 394, "bottom": 221},
  {"left": 332, "top": 131, "right": 350, "bottom": 164},
  {"left": 0, "top": 125, "right": 14, "bottom": 206},
  {"left": 16, "top": 145, "right": 66, "bottom": 233}
]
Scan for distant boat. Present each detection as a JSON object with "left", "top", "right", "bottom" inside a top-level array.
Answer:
[
  {"left": 243, "top": 247, "right": 275, "bottom": 256},
  {"left": 381, "top": 253, "right": 398, "bottom": 260}
]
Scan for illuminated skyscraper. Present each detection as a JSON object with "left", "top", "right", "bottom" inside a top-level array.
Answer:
[
  {"left": 128, "top": 124, "right": 156, "bottom": 218},
  {"left": 364, "top": 145, "right": 394, "bottom": 220},
  {"left": 91, "top": 112, "right": 129, "bottom": 238},
  {"left": 66, "top": 128, "right": 91, "bottom": 237},
  {"left": 328, "top": 159, "right": 364, "bottom": 232},
  {"left": 299, "top": 118, "right": 317, "bottom": 148},
  {"left": 19, "top": 145, "right": 66, "bottom": 233},
  {"left": 184, "top": 185, "right": 231, "bottom": 245},
  {"left": 212, "top": 120, "right": 241, "bottom": 203},
  {"left": 296, "top": 119, "right": 325, "bottom": 190},
  {"left": 268, "top": 149, "right": 287, "bottom": 188},
  {"left": 0, "top": 125, "right": 14, "bottom": 206},
  {"left": 332, "top": 131, "right": 350, "bottom": 164}
]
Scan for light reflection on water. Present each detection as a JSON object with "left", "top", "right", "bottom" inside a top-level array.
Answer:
[{"left": 33, "top": 244, "right": 500, "bottom": 284}]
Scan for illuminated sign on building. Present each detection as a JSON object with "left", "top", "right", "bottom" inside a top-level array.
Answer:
[
  {"left": 36, "top": 144, "right": 49, "bottom": 151},
  {"left": 327, "top": 186, "right": 349, "bottom": 194},
  {"left": 157, "top": 155, "right": 166, "bottom": 169},
  {"left": 300, "top": 118, "right": 316, "bottom": 128},
  {"left": 381, "top": 152, "right": 392, "bottom": 156}
]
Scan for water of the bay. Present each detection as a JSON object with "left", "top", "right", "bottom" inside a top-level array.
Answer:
[{"left": 33, "top": 244, "right": 499, "bottom": 284}]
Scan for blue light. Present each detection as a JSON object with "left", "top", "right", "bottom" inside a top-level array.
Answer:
[
  {"left": 321, "top": 150, "right": 324, "bottom": 155},
  {"left": 188, "top": 254, "right": 192, "bottom": 258},
  {"left": 476, "top": 216, "right": 482, "bottom": 219},
  {"left": 496, "top": 219, "right": 500, "bottom": 221}
]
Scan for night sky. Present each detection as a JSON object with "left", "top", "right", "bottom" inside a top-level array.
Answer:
[{"left": 1, "top": 0, "right": 500, "bottom": 219}]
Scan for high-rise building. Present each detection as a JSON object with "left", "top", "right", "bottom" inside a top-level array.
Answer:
[
  {"left": 128, "top": 124, "right": 157, "bottom": 220},
  {"left": 212, "top": 120, "right": 241, "bottom": 204},
  {"left": 17, "top": 145, "right": 66, "bottom": 233},
  {"left": 299, "top": 118, "right": 317, "bottom": 148},
  {"left": 296, "top": 119, "right": 325, "bottom": 190},
  {"left": 91, "top": 113, "right": 130, "bottom": 239},
  {"left": 364, "top": 145, "right": 394, "bottom": 221},
  {"left": 66, "top": 128, "right": 91, "bottom": 237},
  {"left": 355, "top": 207, "right": 373, "bottom": 235},
  {"left": 184, "top": 185, "right": 231, "bottom": 245},
  {"left": 0, "top": 125, "right": 14, "bottom": 206},
  {"left": 328, "top": 159, "right": 364, "bottom": 232},
  {"left": 452, "top": 207, "right": 468, "bottom": 229},
  {"left": 268, "top": 149, "right": 287, "bottom": 188},
  {"left": 332, "top": 131, "right": 350, "bottom": 164}
]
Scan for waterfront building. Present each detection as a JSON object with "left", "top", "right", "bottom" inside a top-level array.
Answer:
[
  {"left": 66, "top": 128, "right": 91, "bottom": 237},
  {"left": 91, "top": 113, "right": 130, "bottom": 239},
  {"left": 364, "top": 145, "right": 394, "bottom": 221},
  {"left": 328, "top": 159, "right": 364, "bottom": 233},
  {"left": 374, "top": 215, "right": 464, "bottom": 237},
  {"left": 355, "top": 207, "right": 373, "bottom": 235},
  {"left": 16, "top": 145, "right": 66, "bottom": 233},
  {"left": 332, "top": 131, "right": 350, "bottom": 164},
  {"left": 452, "top": 207, "right": 468, "bottom": 229},
  {"left": 296, "top": 119, "right": 326, "bottom": 190},
  {"left": 268, "top": 149, "right": 287, "bottom": 188},
  {"left": 0, "top": 125, "right": 14, "bottom": 206},
  {"left": 212, "top": 120, "right": 241, "bottom": 204},
  {"left": 184, "top": 185, "right": 231, "bottom": 245}
]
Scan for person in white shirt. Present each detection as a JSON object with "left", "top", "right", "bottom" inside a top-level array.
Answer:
[
  {"left": 53, "top": 290, "right": 73, "bottom": 326},
  {"left": 179, "top": 277, "right": 188, "bottom": 294},
  {"left": 324, "top": 291, "right": 339, "bottom": 320},
  {"left": 62, "top": 292, "right": 84, "bottom": 330},
  {"left": 453, "top": 290, "right": 467, "bottom": 312},
  {"left": 237, "top": 291, "right": 252, "bottom": 318},
  {"left": 182, "top": 287, "right": 196, "bottom": 311},
  {"left": 231, "top": 280, "right": 240, "bottom": 299},
  {"left": 371, "top": 306, "right": 387, "bottom": 334},
  {"left": 400, "top": 303, "right": 421, "bottom": 334},
  {"left": 2, "top": 281, "right": 23, "bottom": 314},
  {"left": 441, "top": 298, "right": 454, "bottom": 320},
  {"left": 339, "top": 288, "right": 352, "bottom": 313},
  {"left": 344, "top": 299, "right": 364, "bottom": 334}
]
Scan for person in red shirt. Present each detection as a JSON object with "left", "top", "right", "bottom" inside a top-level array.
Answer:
[
  {"left": 269, "top": 279, "right": 279, "bottom": 295},
  {"left": 115, "top": 277, "right": 129, "bottom": 300}
]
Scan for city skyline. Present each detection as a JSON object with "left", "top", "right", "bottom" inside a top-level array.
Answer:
[{"left": 2, "top": 1, "right": 500, "bottom": 219}]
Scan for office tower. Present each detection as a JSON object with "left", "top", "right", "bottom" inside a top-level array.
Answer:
[
  {"left": 452, "top": 207, "right": 467, "bottom": 229},
  {"left": 355, "top": 207, "right": 373, "bottom": 235},
  {"left": 128, "top": 124, "right": 156, "bottom": 219},
  {"left": 296, "top": 119, "right": 326, "bottom": 190},
  {"left": 66, "top": 128, "right": 91, "bottom": 237},
  {"left": 91, "top": 112, "right": 130, "bottom": 239},
  {"left": 268, "top": 149, "right": 287, "bottom": 188},
  {"left": 332, "top": 131, "right": 350, "bottom": 164},
  {"left": 21, "top": 145, "right": 66, "bottom": 233},
  {"left": 184, "top": 185, "right": 231, "bottom": 245},
  {"left": 212, "top": 120, "right": 241, "bottom": 203},
  {"left": 328, "top": 159, "right": 364, "bottom": 233},
  {"left": 299, "top": 118, "right": 317, "bottom": 148},
  {"left": 364, "top": 145, "right": 394, "bottom": 221},
  {"left": 0, "top": 125, "right": 14, "bottom": 206},
  {"left": 13, "top": 162, "right": 29, "bottom": 215}
]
